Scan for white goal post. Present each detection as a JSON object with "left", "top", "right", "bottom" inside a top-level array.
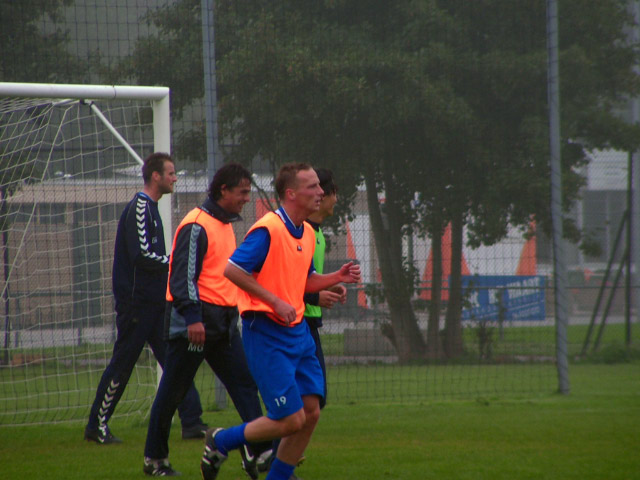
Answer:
[
  {"left": 0, "top": 82, "right": 172, "bottom": 244},
  {"left": 0, "top": 82, "right": 172, "bottom": 425}
]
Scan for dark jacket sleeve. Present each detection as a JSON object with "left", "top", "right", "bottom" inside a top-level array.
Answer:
[
  {"left": 167, "top": 223, "right": 209, "bottom": 326},
  {"left": 304, "top": 293, "right": 320, "bottom": 306},
  {"left": 125, "top": 196, "right": 169, "bottom": 272}
]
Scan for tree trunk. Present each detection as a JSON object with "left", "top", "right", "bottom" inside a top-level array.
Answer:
[
  {"left": 444, "top": 211, "right": 464, "bottom": 358},
  {"left": 363, "top": 168, "right": 426, "bottom": 363},
  {"left": 426, "top": 224, "right": 444, "bottom": 359}
]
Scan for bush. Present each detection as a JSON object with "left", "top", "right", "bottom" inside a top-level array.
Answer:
[{"left": 582, "top": 342, "right": 640, "bottom": 364}]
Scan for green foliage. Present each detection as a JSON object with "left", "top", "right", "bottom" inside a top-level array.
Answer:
[
  {"left": 0, "top": 0, "right": 87, "bottom": 82},
  {"left": 111, "top": 0, "right": 203, "bottom": 116},
  {"left": 581, "top": 341, "right": 640, "bottom": 364},
  {"left": 0, "top": 1, "right": 88, "bottom": 205},
  {"left": 110, "top": 0, "right": 640, "bottom": 360}
]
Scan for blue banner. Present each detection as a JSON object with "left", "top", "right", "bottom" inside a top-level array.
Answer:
[{"left": 461, "top": 275, "right": 545, "bottom": 321}]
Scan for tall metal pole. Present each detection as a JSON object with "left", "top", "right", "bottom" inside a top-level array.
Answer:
[
  {"left": 547, "top": 0, "right": 570, "bottom": 394},
  {"left": 202, "top": 0, "right": 221, "bottom": 181},
  {"left": 627, "top": 152, "right": 633, "bottom": 346},
  {"left": 201, "top": 0, "right": 227, "bottom": 409},
  {"left": 629, "top": 1, "right": 640, "bottom": 346}
]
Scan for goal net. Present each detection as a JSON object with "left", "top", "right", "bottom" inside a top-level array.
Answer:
[{"left": 0, "top": 83, "right": 171, "bottom": 425}]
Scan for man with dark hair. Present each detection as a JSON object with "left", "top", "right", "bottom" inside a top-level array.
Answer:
[
  {"left": 143, "top": 163, "right": 270, "bottom": 477},
  {"left": 200, "top": 162, "right": 361, "bottom": 480},
  {"left": 85, "top": 152, "right": 205, "bottom": 445},
  {"left": 302, "top": 168, "right": 342, "bottom": 408}
]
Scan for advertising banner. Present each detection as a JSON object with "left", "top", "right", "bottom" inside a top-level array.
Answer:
[{"left": 461, "top": 275, "right": 546, "bottom": 321}]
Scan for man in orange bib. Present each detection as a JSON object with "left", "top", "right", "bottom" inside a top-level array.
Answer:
[
  {"left": 143, "top": 163, "right": 269, "bottom": 477},
  {"left": 200, "top": 163, "right": 361, "bottom": 480}
]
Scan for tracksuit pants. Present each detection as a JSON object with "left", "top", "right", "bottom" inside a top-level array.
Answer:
[
  {"left": 144, "top": 326, "right": 269, "bottom": 460},
  {"left": 87, "top": 303, "right": 202, "bottom": 431}
]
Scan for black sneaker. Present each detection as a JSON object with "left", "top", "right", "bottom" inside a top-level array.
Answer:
[
  {"left": 240, "top": 444, "right": 259, "bottom": 480},
  {"left": 84, "top": 425, "right": 122, "bottom": 445},
  {"left": 200, "top": 428, "right": 227, "bottom": 480},
  {"left": 256, "top": 449, "right": 274, "bottom": 473},
  {"left": 182, "top": 421, "right": 209, "bottom": 440},
  {"left": 143, "top": 458, "right": 181, "bottom": 476}
]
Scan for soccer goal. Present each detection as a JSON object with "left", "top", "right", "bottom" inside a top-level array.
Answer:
[{"left": 0, "top": 82, "right": 171, "bottom": 425}]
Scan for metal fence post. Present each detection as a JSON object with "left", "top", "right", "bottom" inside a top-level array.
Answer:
[{"left": 547, "top": 0, "right": 570, "bottom": 394}]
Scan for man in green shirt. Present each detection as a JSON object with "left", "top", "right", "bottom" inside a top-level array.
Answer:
[{"left": 302, "top": 168, "right": 344, "bottom": 409}]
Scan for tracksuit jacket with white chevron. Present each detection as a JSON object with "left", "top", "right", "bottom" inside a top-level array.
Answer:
[{"left": 112, "top": 192, "right": 169, "bottom": 306}]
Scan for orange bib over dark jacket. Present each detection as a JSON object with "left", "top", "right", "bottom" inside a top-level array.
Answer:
[
  {"left": 238, "top": 211, "right": 316, "bottom": 326},
  {"left": 166, "top": 207, "right": 238, "bottom": 307}
]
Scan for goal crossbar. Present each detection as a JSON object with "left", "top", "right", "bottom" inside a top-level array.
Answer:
[
  {"left": 0, "top": 82, "right": 169, "bottom": 101},
  {"left": 0, "top": 82, "right": 171, "bottom": 239}
]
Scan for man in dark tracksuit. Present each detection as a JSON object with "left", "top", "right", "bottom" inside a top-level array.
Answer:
[
  {"left": 85, "top": 152, "right": 205, "bottom": 445},
  {"left": 143, "top": 163, "right": 270, "bottom": 477}
]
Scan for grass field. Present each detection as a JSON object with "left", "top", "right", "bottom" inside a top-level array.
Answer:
[
  {"left": 3, "top": 320, "right": 638, "bottom": 425},
  {"left": 1, "top": 362, "right": 638, "bottom": 480}
]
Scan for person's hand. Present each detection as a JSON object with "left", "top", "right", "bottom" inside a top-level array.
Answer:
[
  {"left": 337, "top": 261, "right": 361, "bottom": 284},
  {"left": 328, "top": 284, "right": 347, "bottom": 304},
  {"left": 318, "top": 290, "right": 343, "bottom": 309},
  {"left": 274, "top": 299, "right": 297, "bottom": 325},
  {"left": 187, "top": 322, "right": 205, "bottom": 346}
]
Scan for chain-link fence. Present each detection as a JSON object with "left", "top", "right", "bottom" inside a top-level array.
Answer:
[{"left": 1, "top": 0, "right": 640, "bottom": 424}]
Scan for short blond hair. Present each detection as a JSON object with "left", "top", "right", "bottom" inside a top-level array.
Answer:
[{"left": 274, "top": 162, "right": 313, "bottom": 199}]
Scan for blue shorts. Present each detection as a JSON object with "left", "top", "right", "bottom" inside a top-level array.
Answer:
[{"left": 241, "top": 313, "right": 324, "bottom": 420}]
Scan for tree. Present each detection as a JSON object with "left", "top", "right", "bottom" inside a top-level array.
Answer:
[
  {"left": 433, "top": 0, "right": 640, "bottom": 357},
  {"left": 0, "top": 0, "right": 88, "bottom": 195},
  {"left": 213, "top": 0, "right": 476, "bottom": 362},
  {"left": 0, "top": 0, "right": 86, "bottom": 82},
  {"left": 116, "top": 0, "right": 640, "bottom": 362}
]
